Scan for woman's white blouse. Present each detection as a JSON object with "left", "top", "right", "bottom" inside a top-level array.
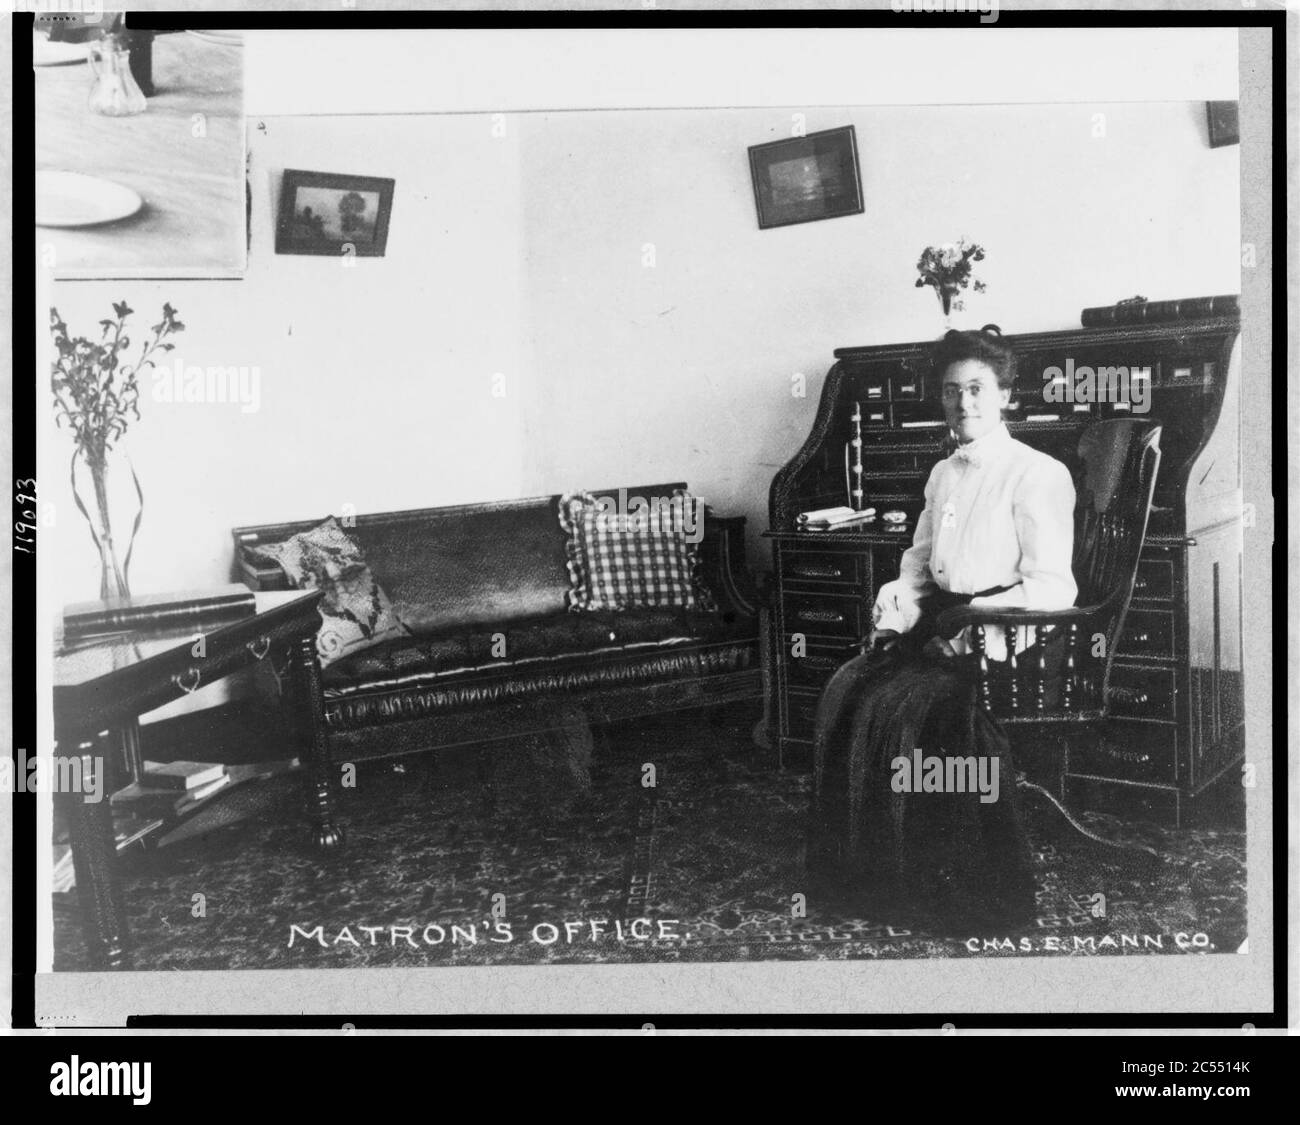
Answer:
[{"left": 872, "top": 422, "right": 1078, "bottom": 660}]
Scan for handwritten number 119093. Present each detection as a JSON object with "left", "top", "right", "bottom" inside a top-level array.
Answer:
[{"left": 15, "top": 479, "right": 36, "bottom": 555}]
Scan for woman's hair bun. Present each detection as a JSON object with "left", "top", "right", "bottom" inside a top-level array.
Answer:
[{"left": 930, "top": 322, "right": 1018, "bottom": 390}]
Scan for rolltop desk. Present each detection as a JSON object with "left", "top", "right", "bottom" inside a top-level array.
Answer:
[{"left": 764, "top": 298, "right": 1244, "bottom": 824}]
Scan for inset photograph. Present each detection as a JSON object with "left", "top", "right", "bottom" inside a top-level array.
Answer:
[{"left": 34, "top": 14, "right": 246, "bottom": 278}]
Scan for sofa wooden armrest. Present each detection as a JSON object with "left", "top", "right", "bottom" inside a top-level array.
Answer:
[
  {"left": 699, "top": 511, "right": 760, "bottom": 620},
  {"left": 231, "top": 530, "right": 293, "bottom": 591}
]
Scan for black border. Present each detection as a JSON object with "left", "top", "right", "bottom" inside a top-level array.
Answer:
[{"left": 13, "top": 8, "right": 1287, "bottom": 1033}]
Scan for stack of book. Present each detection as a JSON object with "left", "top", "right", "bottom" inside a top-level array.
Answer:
[
  {"left": 111, "top": 760, "right": 232, "bottom": 819},
  {"left": 797, "top": 505, "right": 877, "bottom": 531}
]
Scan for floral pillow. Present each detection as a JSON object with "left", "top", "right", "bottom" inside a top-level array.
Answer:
[{"left": 246, "top": 517, "right": 407, "bottom": 665}]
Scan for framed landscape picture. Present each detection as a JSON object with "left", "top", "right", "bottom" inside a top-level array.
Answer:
[
  {"left": 275, "top": 169, "right": 395, "bottom": 256},
  {"left": 748, "top": 125, "right": 864, "bottom": 230}
]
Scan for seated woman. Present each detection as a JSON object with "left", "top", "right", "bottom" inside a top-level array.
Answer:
[{"left": 807, "top": 326, "right": 1077, "bottom": 930}]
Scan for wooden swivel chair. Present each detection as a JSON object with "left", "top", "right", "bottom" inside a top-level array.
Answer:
[{"left": 932, "top": 418, "right": 1163, "bottom": 856}]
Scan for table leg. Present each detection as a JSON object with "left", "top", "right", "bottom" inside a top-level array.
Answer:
[
  {"left": 288, "top": 635, "right": 345, "bottom": 851},
  {"left": 58, "top": 735, "right": 131, "bottom": 970},
  {"left": 119, "top": 719, "right": 144, "bottom": 785}
]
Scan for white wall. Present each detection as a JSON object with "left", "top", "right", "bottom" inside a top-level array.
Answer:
[
  {"left": 517, "top": 102, "right": 1241, "bottom": 560},
  {"left": 45, "top": 100, "right": 1239, "bottom": 601},
  {"left": 240, "top": 27, "right": 1237, "bottom": 115},
  {"left": 45, "top": 112, "right": 530, "bottom": 600}
]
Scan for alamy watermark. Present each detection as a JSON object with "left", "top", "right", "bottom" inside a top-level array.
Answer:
[
  {"left": 1042, "top": 358, "right": 1152, "bottom": 414},
  {"left": 891, "top": 748, "right": 1000, "bottom": 803},
  {"left": 151, "top": 355, "right": 261, "bottom": 414},
  {"left": 891, "top": 0, "right": 1000, "bottom": 25},
  {"left": 587, "top": 487, "right": 704, "bottom": 543},
  {"left": 1, "top": 749, "right": 104, "bottom": 803},
  {"left": 50, "top": 1056, "right": 151, "bottom": 1105}
]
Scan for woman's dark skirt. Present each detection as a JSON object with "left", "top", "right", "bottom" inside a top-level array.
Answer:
[{"left": 807, "top": 639, "right": 1041, "bottom": 931}]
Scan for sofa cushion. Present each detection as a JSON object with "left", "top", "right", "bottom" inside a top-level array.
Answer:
[
  {"left": 244, "top": 516, "right": 407, "bottom": 666},
  {"left": 321, "top": 608, "right": 742, "bottom": 696},
  {"left": 558, "top": 490, "right": 712, "bottom": 613},
  {"left": 353, "top": 499, "right": 573, "bottom": 633}
]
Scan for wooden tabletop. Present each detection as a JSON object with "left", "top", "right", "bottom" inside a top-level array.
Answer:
[
  {"left": 763, "top": 526, "right": 916, "bottom": 544},
  {"left": 54, "top": 591, "right": 315, "bottom": 689},
  {"left": 35, "top": 31, "right": 246, "bottom": 278}
]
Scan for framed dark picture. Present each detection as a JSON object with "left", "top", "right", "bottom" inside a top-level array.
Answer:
[
  {"left": 748, "top": 125, "right": 864, "bottom": 230},
  {"left": 275, "top": 169, "right": 395, "bottom": 256},
  {"left": 1206, "top": 101, "right": 1239, "bottom": 148}
]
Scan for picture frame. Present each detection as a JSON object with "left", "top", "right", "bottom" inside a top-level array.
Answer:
[
  {"left": 747, "top": 125, "right": 864, "bottom": 230},
  {"left": 1206, "top": 100, "right": 1239, "bottom": 148},
  {"left": 275, "top": 169, "right": 396, "bottom": 257}
]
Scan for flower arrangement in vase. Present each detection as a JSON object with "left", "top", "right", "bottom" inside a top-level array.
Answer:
[
  {"left": 50, "top": 301, "right": 184, "bottom": 600},
  {"left": 915, "top": 239, "right": 987, "bottom": 325}
]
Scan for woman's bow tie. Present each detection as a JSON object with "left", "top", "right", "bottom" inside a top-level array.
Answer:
[{"left": 950, "top": 446, "right": 982, "bottom": 468}]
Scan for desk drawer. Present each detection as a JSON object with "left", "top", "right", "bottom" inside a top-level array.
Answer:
[
  {"left": 784, "top": 643, "right": 852, "bottom": 691},
  {"left": 781, "top": 591, "right": 866, "bottom": 639},
  {"left": 781, "top": 689, "right": 823, "bottom": 743},
  {"left": 780, "top": 549, "right": 863, "bottom": 589},
  {"left": 857, "top": 374, "right": 889, "bottom": 402},
  {"left": 1132, "top": 557, "right": 1174, "bottom": 601},
  {"left": 891, "top": 370, "right": 925, "bottom": 400},
  {"left": 1116, "top": 609, "right": 1175, "bottom": 660},
  {"left": 1070, "top": 722, "right": 1179, "bottom": 786},
  {"left": 1107, "top": 663, "right": 1177, "bottom": 720}
]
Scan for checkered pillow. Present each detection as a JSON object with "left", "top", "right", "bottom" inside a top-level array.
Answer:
[{"left": 558, "top": 491, "right": 713, "bottom": 612}]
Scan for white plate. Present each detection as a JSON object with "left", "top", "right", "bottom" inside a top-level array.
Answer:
[
  {"left": 33, "top": 33, "right": 90, "bottom": 66},
  {"left": 35, "top": 171, "right": 144, "bottom": 228},
  {"left": 186, "top": 30, "right": 244, "bottom": 47}
]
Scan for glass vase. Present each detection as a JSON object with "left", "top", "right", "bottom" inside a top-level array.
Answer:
[
  {"left": 938, "top": 288, "right": 955, "bottom": 330},
  {"left": 71, "top": 449, "right": 142, "bottom": 601},
  {"left": 87, "top": 34, "right": 147, "bottom": 117}
]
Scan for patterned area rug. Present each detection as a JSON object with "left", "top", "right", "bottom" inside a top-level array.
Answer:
[{"left": 52, "top": 709, "right": 1246, "bottom": 970}]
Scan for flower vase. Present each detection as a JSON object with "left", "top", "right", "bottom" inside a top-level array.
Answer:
[
  {"left": 71, "top": 449, "right": 142, "bottom": 601},
  {"left": 938, "top": 288, "right": 955, "bottom": 330}
]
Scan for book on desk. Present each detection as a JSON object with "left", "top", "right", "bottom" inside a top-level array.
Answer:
[{"left": 62, "top": 585, "right": 256, "bottom": 641}]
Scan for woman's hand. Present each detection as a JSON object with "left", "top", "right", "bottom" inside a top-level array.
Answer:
[
  {"left": 868, "top": 628, "right": 901, "bottom": 652},
  {"left": 922, "top": 635, "right": 957, "bottom": 659}
]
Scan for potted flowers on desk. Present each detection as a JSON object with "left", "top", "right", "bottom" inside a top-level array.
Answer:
[{"left": 915, "top": 239, "right": 987, "bottom": 326}]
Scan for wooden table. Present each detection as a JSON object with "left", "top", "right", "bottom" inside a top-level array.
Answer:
[
  {"left": 35, "top": 31, "right": 245, "bottom": 278},
  {"left": 53, "top": 591, "right": 340, "bottom": 970}
]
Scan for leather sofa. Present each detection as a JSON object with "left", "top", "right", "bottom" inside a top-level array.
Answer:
[{"left": 231, "top": 482, "right": 762, "bottom": 766}]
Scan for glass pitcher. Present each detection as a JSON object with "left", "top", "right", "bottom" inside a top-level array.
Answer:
[{"left": 87, "top": 34, "right": 147, "bottom": 117}]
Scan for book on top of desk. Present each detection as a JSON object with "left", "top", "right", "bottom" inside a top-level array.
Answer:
[
  {"left": 798, "top": 506, "right": 878, "bottom": 530},
  {"left": 62, "top": 585, "right": 256, "bottom": 639}
]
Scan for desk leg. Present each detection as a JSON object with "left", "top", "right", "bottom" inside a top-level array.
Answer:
[
  {"left": 119, "top": 719, "right": 144, "bottom": 785},
  {"left": 753, "top": 604, "right": 775, "bottom": 753},
  {"left": 59, "top": 736, "right": 131, "bottom": 970},
  {"left": 289, "top": 635, "right": 345, "bottom": 851}
]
